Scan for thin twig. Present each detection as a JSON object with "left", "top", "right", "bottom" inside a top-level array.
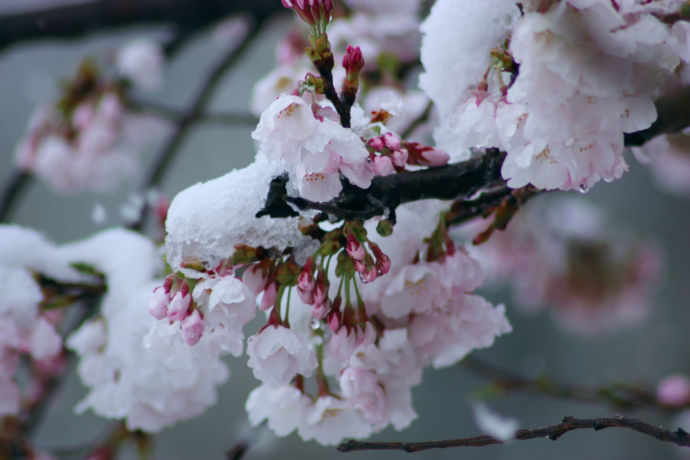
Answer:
[
  {"left": 462, "top": 356, "right": 689, "bottom": 412},
  {"left": 338, "top": 415, "right": 690, "bottom": 452},
  {"left": 0, "top": 170, "right": 30, "bottom": 223},
  {"left": 128, "top": 15, "right": 267, "bottom": 231}
]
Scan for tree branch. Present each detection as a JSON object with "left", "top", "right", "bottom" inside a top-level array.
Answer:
[
  {"left": 462, "top": 356, "right": 689, "bottom": 412},
  {"left": 338, "top": 415, "right": 690, "bottom": 452},
  {"left": 0, "top": 170, "right": 30, "bottom": 223},
  {"left": 0, "top": 0, "right": 285, "bottom": 50},
  {"left": 260, "top": 86, "right": 690, "bottom": 225},
  {"left": 128, "top": 15, "right": 267, "bottom": 231},
  {"left": 258, "top": 148, "right": 507, "bottom": 222}
]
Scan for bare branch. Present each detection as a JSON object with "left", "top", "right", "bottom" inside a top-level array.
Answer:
[
  {"left": 462, "top": 356, "right": 690, "bottom": 412},
  {"left": 0, "top": 171, "right": 30, "bottom": 223},
  {"left": 338, "top": 415, "right": 690, "bottom": 453},
  {"left": 0, "top": 0, "right": 285, "bottom": 50}
]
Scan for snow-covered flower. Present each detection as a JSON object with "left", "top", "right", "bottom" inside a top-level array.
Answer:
[
  {"left": 164, "top": 153, "right": 309, "bottom": 272},
  {"left": 64, "top": 229, "right": 229, "bottom": 432},
  {"left": 421, "top": 0, "right": 688, "bottom": 191},
  {"left": 252, "top": 94, "right": 373, "bottom": 202}
]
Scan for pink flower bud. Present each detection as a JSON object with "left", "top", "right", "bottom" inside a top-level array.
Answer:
[
  {"left": 342, "top": 45, "right": 365, "bottom": 75},
  {"left": 298, "top": 260, "right": 316, "bottom": 293},
  {"left": 421, "top": 148, "right": 450, "bottom": 166},
  {"left": 181, "top": 309, "right": 204, "bottom": 346},
  {"left": 242, "top": 265, "right": 268, "bottom": 296},
  {"left": 298, "top": 285, "right": 314, "bottom": 305},
  {"left": 367, "top": 137, "right": 384, "bottom": 151},
  {"left": 359, "top": 267, "right": 378, "bottom": 283},
  {"left": 163, "top": 274, "right": 174, "bottom": 293},
  {"left": 179, "top": 281, "right": 190, "bottom": 297},
  {"left": 372, "top": 155, "right": 395, "bottom": 176},
  {"left": 375, "top": 254, "right": 391, "bottom": 276},
  {"left": 312, "top": 299, "right": 330, "bottom": 319},
  {"left": 381, "top": 132, "right": 401, "bottom": 151},
  {"left": 148, "top": 286, "right": 169, "bottom": 320},
  {"left": 657, "top": 375, "right": 690, "bottom": 406},
  {"left": 167, "top": 291, "right": 191, "bottom": 321},
  {"left": 353, "top": 258, "right": 367, "bottom": 274},
  {"left": 369, "top": 242, "right": 391, "bottom": 275},
  {"left": 327, "top": 309, "right": 341, "bottom": 332},
  {"left": 260, "top": 282, "right": 278, "bottom": 311},
  {"left": 346, "top": 233, "right": 366, "bottom": 261},
  {"left": 282, "top": 0, "right": 333, "bottom": 27},
  {"left": 391, "top": 148, "right": 408, "bottom": 168},
  {"left": 313, "top": 272, "right": 328, "bottom": 305}
]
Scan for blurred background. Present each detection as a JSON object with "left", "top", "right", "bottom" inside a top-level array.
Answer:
[{"left": 0, "top": 1, "right": 688, "bottom": 459}]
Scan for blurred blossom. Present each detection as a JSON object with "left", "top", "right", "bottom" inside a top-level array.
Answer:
[
  {"left": 462, "top": 197, "right": 662, "bottom": 335},
  {"left": 657, "top": 375, "right": 690, "bottom": 407},
  {"left": 633, "top": 132, "right": 690, "bottom": 196},
  {"left": 116, "top": 39, "right": 165, "bottom": 91}
]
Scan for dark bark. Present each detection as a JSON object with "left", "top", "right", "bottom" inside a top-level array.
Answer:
[
  {"left": 338, "top": 415, "right": 690, "bottom": 452},
  {"left": 0, "top": 0, "right": 285, "bottom": 50}
]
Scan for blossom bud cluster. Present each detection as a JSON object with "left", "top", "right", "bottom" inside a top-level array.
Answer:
[
  {"left": 282, "top": 0, "right": 334, "bottom": 36},
  {"left": 148, "top": 275, "right": 204, "bottom": 346},
  {"left": 251, "top": 0, "right": 424, "bottom": 117}
]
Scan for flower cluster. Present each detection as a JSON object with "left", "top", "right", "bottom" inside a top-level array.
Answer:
[
  {"left": 14, "top": 41, "right": 165, "bottom": 193},
  {"left": 63, "top": 229, "right": 233, "bottom": 433},
  {"left": 420, "top": 0, "right": 690, "bottom": 191},
  {"left": 159, "top": 156, "right": 511, "bottom": 443},
  {"left": 0, "top": 227, "right": 82, "bottom": 417}
]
